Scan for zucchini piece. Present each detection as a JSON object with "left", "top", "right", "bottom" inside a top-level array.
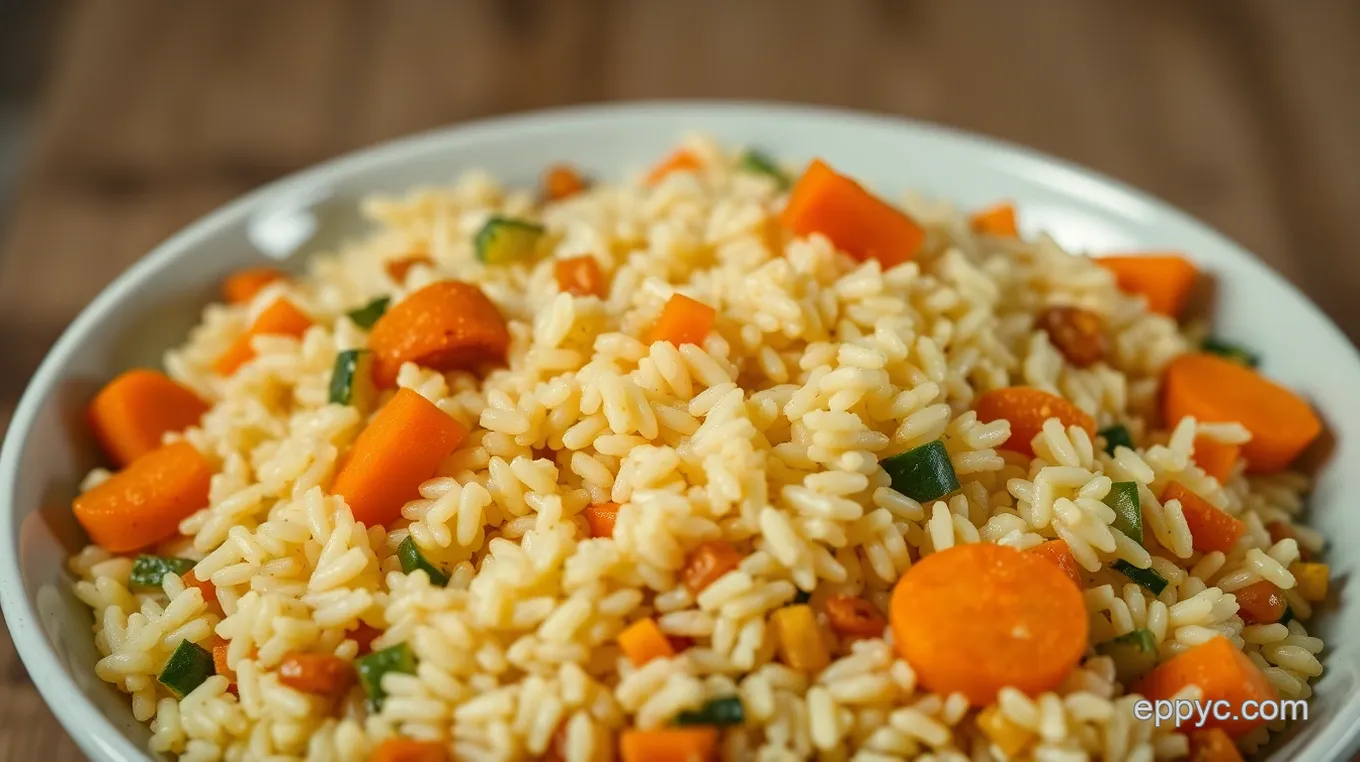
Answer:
[
  {"left": 357, "top": 642, "right": 416, "bottom": 710},
  {"left": 130, "top": 555, "right": 195, "bottom": 588},
  {"left": 1112, "top": 560, "right": 1168, "bottom": 595},
  {"left": 1096, "top": 628, "right": 1159, "bottom": 684},
  {"left": 738, "top": 150, "right": 790, "bottom": 190},
  {"left": 474, "top": 216, "right": 545, "bottom": 265},
  {"left": 674, "top": 695, "right": 746, "bottom": 727},
  {"left": 346, "top": 296, "right": 390, "bottom": 330},
  {"left": 881, "top": 440, "right": 960, "bottom": 503},
  {"left": 398, "top": 536, "right": 450, "bottom": 587},
  {"left": 792, "top": 589, "right": 812, "bottom": 605},
  {"left": 1098, "top": 424, "right": 1135, "bottom": 456},
  {"left": 328, "top": 349, "right": 376, "bottom": 408},
  {"left": 1280, "top": 605, "right": 1295, "bottom": 626},
  {"left": 1104, "top": 482, "right": 1143, "bottom": 546},
  {"left": 157, "top": 640, "right": 215, "bottom": 697},
  {"left": 1201, "top": 337, "right": 1259, "bottom": 368}
]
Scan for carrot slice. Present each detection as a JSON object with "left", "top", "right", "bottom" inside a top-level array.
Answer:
[
  {"left": 183, "top": 570, "right": 219, "bottom": 612},
  {"left": 554, "top": 255, "right": 606, "bottom": 298},
  {"left": 584, "top": 502, "right": 619, "bottom": 539},
  {"left": 890, "top": 543, "right": 1087, "bottom": 705},
  {"left": 1027, "top": 539, "right": 1084, "bottom": 587},
  {"left": 617, "top": 618, "right": 675, "bottom": 666},
  {"left": 975, "top": 388, "right": 1096, "bottom": 458},
  {"left": 88, "top": 369, "right": 210, "bottom": 467},
  {"left": 213, "top": 298, "right": 313, "bottom": 376},
  {"left": 544, "top": 164, "right": 589, "bottom": 201},
  {"left": 348, "top": 623, "right": 381, "bottom": 655},
  {"left": 331, "top": 388, "right": 467, "bottom": 527},
  {"left": 1163, "top": 353, "right": 1322, "bottom": 474},
  {"left": 780, "top": 159, "right": 925, "bottom": 268},
  {"left": 278, "top": 652, "right": 356, "bottom": 695},
  {"left": 1162, "top": 481, "right": 1245, "bottom": 554},
  {"left": 680, "top": 540, "right": 743, "bottom": 593},
  {"left": 1234, "top": 580, "right": 1286, "bottom": 625},
  {"left": 72, "top": 441, "right": 212, "bottom": 553},
  {"left": 367, "top": 281, "right": 510, "bottom": 388},
  {"left": 1193, "top": 434, "right": 1240, "bottom": 483},
  {"left": 1136, "top": 636, "right": 1278, "bottom": 737},
  {"left": 645, "top": 294, "right": 715, "bottom": 347},
  {"left": 825, "top": 595, "right": 888, "bottom": 637},
  {"left": 970, "top": 203, "right": 1018, "bottom": 237},
  {"left": 1096, "top": 254, "right": 1198, "bottom": 317},
  {"left": 386, "top": 255, "right": 433, "bottom": 283},
  {"left": 222, "top": 266, "right": 285, "bottom": 305},
  {"left": 645, "top": 149, "right": 702, "bottom": 186},
  {"left": 1188, "top": 728, "right": 1244, "bottom": 762},
  {"left": 619, "top": 727, "right": 718, "bottom": 762},
  {"left": 370, "top": 738, "right": 450, "bottom": 762},
  {"left": 211, "top": 639, "right": 232, "bottom": 681}
]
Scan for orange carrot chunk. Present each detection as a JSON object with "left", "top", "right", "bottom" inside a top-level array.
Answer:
[
  {"left": 88, "top": 369, "right": 210, "bottom": 468},
  {"left": 1193, "top": 434, "right": 1241, "bottom": 484},
  {"left": 385, "top": 255, "right": 434, "bottom": 283},
  {"left": 1136, "top": 636, "right": 1278, "bottom": 737},
  {"left": 780, "top": 159, "right": 925, "bottom": 268},
  {"left": 278, "top": 652, "right": 356, "bottom": 695},
  {"left": 370, "top": 738, "right": 450, "bottom": 762},
  {"left": 617, "top": 618, "right": 675, "bottom": 666},
  {"left": 975, "top": 388, "right": 1097, "bottom": 458},
  {"left": 183, "top": 570, "right": 219, "bottom": 612},
  {"left": 620, "top": 727, "right": 718, "bottom": 762},
  {"left": 544, "top": 164, "right": 590, "bottom": 201},
  {"left": 1163, "top": 353, "right": 1322, "bottom": 474},
  {"left": 348, "top": 623, "right": 381, "bottom": 655},
  {"left": 1188, "top": 728, "right": 1244, "bottom": 762},
  {"left": 1097, "top": 254, "right": 1198, "bottom": 318},
  {"left": 1027, "top": 539, "right": 1084, "bottom": 588},
  {"left": 584, "top": 501, "right": 619, "bottom": 539},
  {"left": 331, "top": 388, "right": 467, "bottom": 528},
  {"left": 554, "top": 255, "right": 606, "bottom": 298},
  {"left": 367, "top": 281, "right": 510, "bottom": 388},
  {"left": 213, "top": 298, "right": 313, "bottom": 376},
  {"left": 645, "top": 149, "right": 703, "bottom": 186},
  {"left": 970, "top": 203, "right": 1018, "bottom": 237},
  {"left": 646, "top": 294, "right": 716, "bottom": 347},
  {"left": 1162, "top": 481, "right": 1245, "bottom": 554},
  {"left": 73, "top": 441, "right": 212, "bottom": 553},
  {"left": 890, "top": 543, "right": 1088, "bottom": 705},
  {"left": 222, "top": 266, "right": 285, "bottom": 305},
  {"left": 1234, "top": 580, "right": 1287, "bottom": 625},
  {"left": 211, "top": 639, "right": 233, "bottom": 682},
  {"left": 825, "top": 595, "right": 888, "bottom": 637},
  {"left": 680, "top": 540, "right": 743, "bottom": 593}
]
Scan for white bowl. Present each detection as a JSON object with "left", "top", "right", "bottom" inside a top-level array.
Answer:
[{"left": 1, "top": 102, "right": 1356, "bottom": 761}]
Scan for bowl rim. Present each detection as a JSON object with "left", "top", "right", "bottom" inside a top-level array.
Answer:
[{"left": 3, "top": 99, "right": 1357, "bottom": 761}]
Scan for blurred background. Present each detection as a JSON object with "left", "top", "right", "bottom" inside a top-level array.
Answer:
[{"left": 0, "top": 0, "right": 1357, "bottom": 757}]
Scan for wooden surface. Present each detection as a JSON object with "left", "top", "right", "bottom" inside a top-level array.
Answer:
[{"left": 1, "top": 0, "right": 1359, "bottom": 758}]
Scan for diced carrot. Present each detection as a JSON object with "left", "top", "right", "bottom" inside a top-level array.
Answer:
[
  {"left": 213, "top": 298, "right": 313, "bottom": 376},
  {"left": 970, "top": 203, "right": 1018, "bottom": 237},
  {"left": 680, "top": 540, "right": 743, "bottom": 593},
  {"left": 825, "top": 595, "right": 888, "bottom": 637},
  {"left": 554, "top": 256, "right": 606, "bottom": 298},
  {"left": 772, "top": 604, "right": 830, "bottom": 672},
  {"left": 331, "top": 388, "right": 467, "bottom": 528},
  {"left": 1135, "top": 636, "right": 1278, "bottom": 737},
  {"left": 619, "top": 727, "right": 718, "bottom": 762},
  {"left": 644, "top": 150, "right": 702, "bottom": 186},
  {"left": 1193, "top": 434, "right": 1240, "bottom": 484},
  {"left": 544, "top": 164, "right": 590, "bottom": 201},
  {"left": 1188, "top": 728, "right": 1244, "bottom": 762},
  {"left": 1097, "top": 254, "right": 1199, "bottom": 317},
  {"left": 348, "top": 623, "right": 381, "bottom": 655},
  {"left": 183, "top": 570, "right": 219, "bottom": 612},
  {"left": 222, "top": 266, "right": 285, "bottom": 305},
  {"left": 211, "top": 639, "right": 232, "bottom": 681},
  {"left": 780, "top": 159, "right": 925, "bottom": 268},
  {"left": 645, "top": 294, "right": 715, "bottom": 347},
  {"left": 1233, "top": 580, "right": 1286, "bottom": 625},
  {"left": 367, "top": 281, "right": 510, "bottom": 388},
  {"left": 386, "top": 255, "right": 434, "bottom": 283},
  {"left": 1162, "top": 482, "right": 1245, "bottom": 555},
  {"left": 278, "top": 652, "right": 356, "bottom": 695},
  {"left": 87, "top": 369, "right": 210, "bottom": 467},
  {"left": 370, "top": 738, "right": 450, "bottom": 762},
  {"left": 1027, "top": 539, "right": 1084, "bottom": 588},
  {"left": 665, "top": 635, "right": 695, "bottom": 652},
  {"left": 617, "top": 618, "right": 675, "bottom": 666},
  {"left": 584, "top": 502, "right": 619, "bottom": 539},
  {"left": 1163, "top": 353, "right": 1322, "bottom": 474},
  {"left": 72, "top": 441, "right": 212, "bottom": 553},
  {"left": 1290, "top": 562, "right": 1329, "bottom": 602},
  {"left": 975, "top": 388, "right": 1097, "bottom": 458},
  {"left": 978, "top": 704, "right": 1034, "bottom": 757},
  {"left": 890, "top": 543, "right": 1088, "bottom": 705}
]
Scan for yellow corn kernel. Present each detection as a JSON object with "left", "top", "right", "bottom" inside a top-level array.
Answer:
[
  {"left": 978, "top": 705, "right": 1033, "bottom": 758},
  {"left": 771, "top": 604, "right": 829, "bottom": 673},
  {"left": 1290, "top": 562, "right": 1329, "bottom": 602}
]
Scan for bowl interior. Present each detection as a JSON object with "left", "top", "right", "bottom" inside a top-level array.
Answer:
[{"left": 3, "top": 102, "right": 1358, "bottom": 761}]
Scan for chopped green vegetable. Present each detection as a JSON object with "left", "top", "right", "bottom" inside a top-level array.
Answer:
[
  {"left": 1280, "top": 606, "right": 1295, "bottom": 626},
  {"left": 1096, "top": 628, "right": 1159, "bottom": 684},
  {"left": 357, "top": 642, "right": 416, "bottom": 710},
  {"left": 474, "top": 216, "right": 545, "bottom": 265},
  {"left": 792, "top": 589, "right": 812, "bottom": 605},
  {"left": 1104, "top": 482, "right": 1143, "bottom": 546},
  {"left": 1112, "top": 560, "right": 1168, "bottom": 596},
  {"left": 1201, "top": 337, "right": 1259, "bottom": 368},
  {"left": 674, "top": 695, "right": 746, "bottom": 726},
  {"left": 738, "top": 150, "right": 790, "bottom": 190},
  {"left": 328, "top": 349, "right": 377, "bottom": 408},
  {"left": 157, "top": 640, "right": 215, "bottom": 697},
  {"left": 130, "top": 555, "right": 196, "bottom": 588},
  {"left": 1098, "top": 424, "right": 1135, "bottom": 456},
  {"left": 398, "top": 536, "right": 449, "bottom": 587},
  {"left": 881, "top": 440, "right": 960, "bottom": 503},
  {"left": 346, "top": 296, "right": 390, "bottom": 330}
]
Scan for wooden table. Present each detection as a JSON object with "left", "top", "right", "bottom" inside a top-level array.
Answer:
[{"left": 1, "top": 1, "right": 1357, "bottom": 758}]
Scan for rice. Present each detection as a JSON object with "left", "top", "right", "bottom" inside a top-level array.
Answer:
[{"left": 67, "top": 134, "right": 1326, "bottom": 760}]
